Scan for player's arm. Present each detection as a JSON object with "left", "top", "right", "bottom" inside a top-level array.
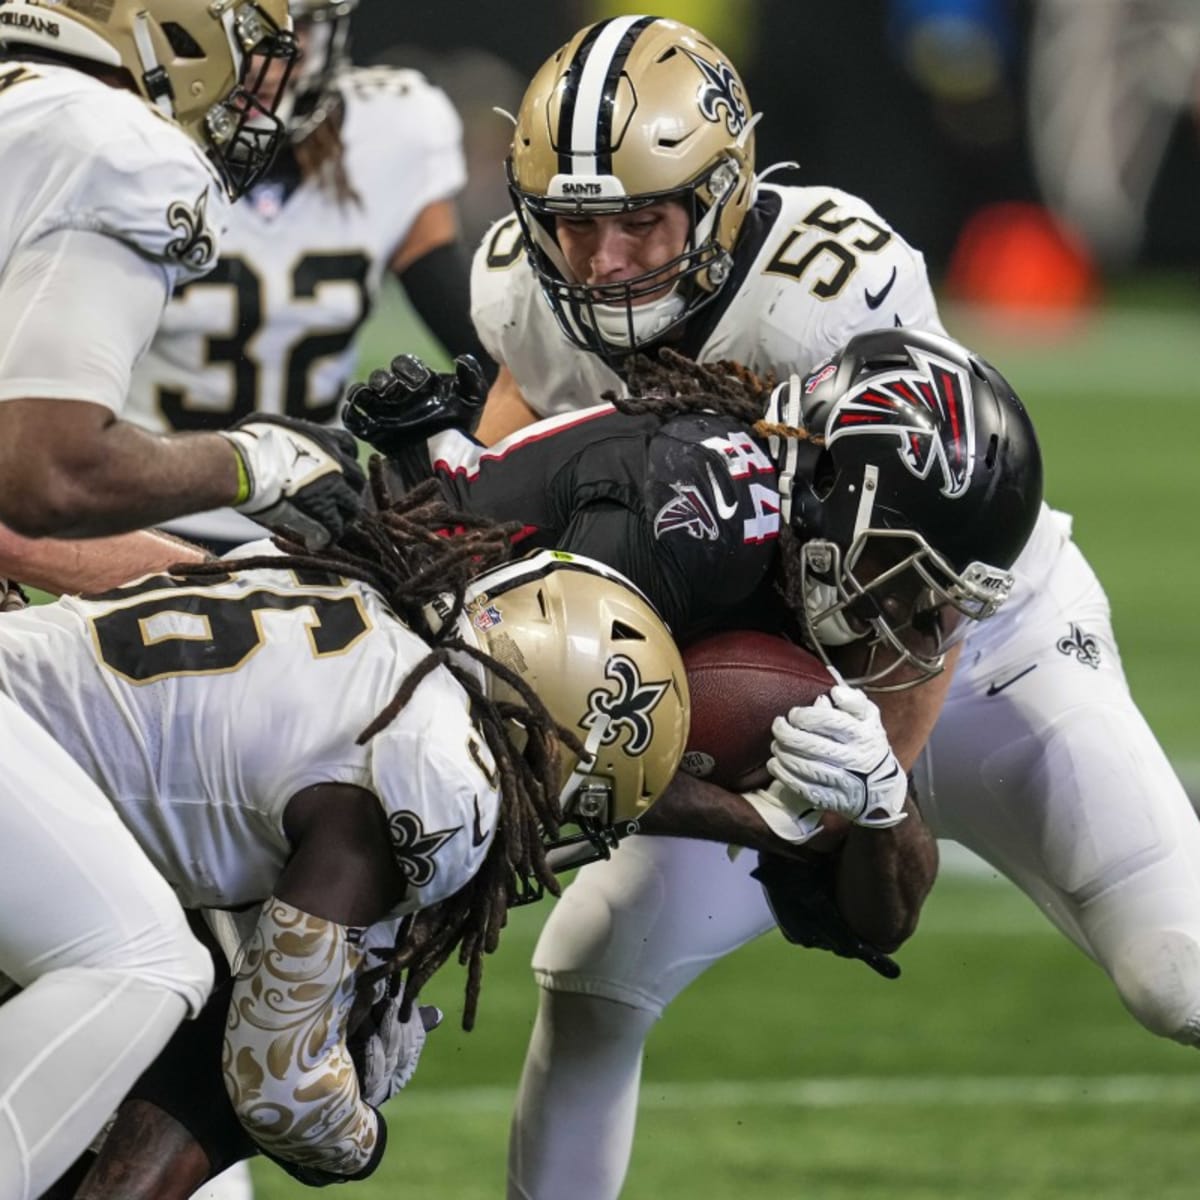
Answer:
[
  {"left": 223, "top": 783, "right": 406, "bottom": 1184},
  {"left": 0, "top": 230, "right": 363, "bottom": 544},
  {"left": 475, "top": 364, "right": 540, "bottom": 445},
  {"left": 0, "top": 524, "right": 208, "bottom": 596},
  {"left": 388, "top": 199, "right": 494, "bottom": 377}
]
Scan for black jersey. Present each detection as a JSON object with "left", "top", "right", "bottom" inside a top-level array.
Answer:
[{"left": 427, "top": 405, "right": 786, "bottom": 637}]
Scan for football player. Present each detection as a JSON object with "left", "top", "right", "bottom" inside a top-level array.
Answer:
[
  {"left": 127, "top": 0, "right": 490, "bottom": 553},
  {"left": 0, "top": 1, "right": 365, "bottom": 1191},
  {"left": 351, "top": 17, "right": 1200, "bottom": 1199},
  {"left": 1, "top": 487, "right": 691, "bottom": 1195}
]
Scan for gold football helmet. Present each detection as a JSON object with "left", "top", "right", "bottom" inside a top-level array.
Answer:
[
  {"left": 279, "top": 0, "right": 356, "bottom": 142},
  {"left": 453, "top": 549, "right": 690, "bottom": 867},
  {"left": 0, "top": 0, "right": 297, "bottom": 197},
  {"left": 507, "top": 15, "right": 758, "bottom": 359}
]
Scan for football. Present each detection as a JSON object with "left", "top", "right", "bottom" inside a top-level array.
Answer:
[{"left": 681, "top": 630, "right": 835, "bottom": 791}]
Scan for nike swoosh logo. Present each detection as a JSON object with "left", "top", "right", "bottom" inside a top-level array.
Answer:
[
  {"left": 704, "top": 463, "right": 739, "bottom": 520},
  {"left": 986, "top": 664, "right": 1038, "bottom": 696},
  {"left": 471, "top": 795, "right": 489, "bottom": 848},
  {"left": 864, "top": 266, "right": 898, "bottom": 310}
]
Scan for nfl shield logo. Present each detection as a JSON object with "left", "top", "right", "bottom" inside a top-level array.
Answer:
[{"left": 473, "top": 605, "right": 503, "bottom": 631}]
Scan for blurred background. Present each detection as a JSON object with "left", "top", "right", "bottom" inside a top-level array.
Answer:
[{"left": 251, "top": 3, "right": 1200, "bottom": 1196}]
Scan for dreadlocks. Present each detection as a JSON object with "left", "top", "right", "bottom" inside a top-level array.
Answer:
[
  {"left": 173, "top": 459, "right": 582, "bottom": 1030},
  {"left": 609, "top": 346, "right": 774, "bottom": 425}
]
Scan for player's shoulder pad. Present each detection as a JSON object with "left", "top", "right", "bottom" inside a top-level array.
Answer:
[
  {"left": 470, "top": 212, "right": 534, "bottom": 359},
  {"left": 339, "top": 65, "right": 462, "bottom": 147},
  {"left": 64, "top": 83, "right": 228, "bottom": 282}
]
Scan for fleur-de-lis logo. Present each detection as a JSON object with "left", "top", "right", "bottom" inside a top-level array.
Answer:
[
  {"left": 1056, "top": 623, "right": 1101, "bottom": 670},
  {"left": 580, "top": 654, "right": 670, "bottom": 757},
  {"left": 387, "top": 810, "right": 461, "bottom": 888},
  {"left": 682, "top": 48, "right": 748, "bottom": 136},
  {"left": 165, "top": 190, "right": 216, "bottom": 269}
]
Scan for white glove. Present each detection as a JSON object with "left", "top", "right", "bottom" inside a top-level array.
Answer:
[
  {"left": 767, "top": 685, "right": 908, "bottom": 829},
  {"left": 352, "top": 983, "right": 443, "bottom": 1108},
  {"left": 221, "top": 414, "right": 365, "bottom": 549}
]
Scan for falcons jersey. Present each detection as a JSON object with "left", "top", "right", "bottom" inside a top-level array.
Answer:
[
  {"left": 0, "top": 553, "right": 499, "bottom": 913},
  {"left": 129, "top": 67, "right": 465, "bottom": 437},
  {"left": 426, "top": 406, "right": 785, "bottom": 638},
  {"left": 471, "top": 182, "right": 946, "bottom": 418},
  {"left": 0, "top": 61, "right": 227, "bottom": 382}
]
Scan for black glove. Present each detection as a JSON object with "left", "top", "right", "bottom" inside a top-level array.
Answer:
[
  {"left": 342, "top": 353, "right": 487, "bottom": 457},
  {"left": 750, "top": 851, "right": 901, "bottom": 980},
  {"left": 222, "top": 414, "right": 366, "bottom": 549}
]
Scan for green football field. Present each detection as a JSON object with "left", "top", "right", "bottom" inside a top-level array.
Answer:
[{"left": 248, "top": 283, "right": 1200, "bottom": 1198}]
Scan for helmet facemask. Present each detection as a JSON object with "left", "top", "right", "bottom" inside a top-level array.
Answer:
[
  {"left": 508, "top": 151, "right": 747, "bottom": 361},
  {"left": 798, "top": 526, "right": 1015, "bottom": 691},
  {"left": 274, "top": 0, "right": 356, "bottom": 143},
  {"left": 204, "top": 5, "right": 298, "bottom": 196}
]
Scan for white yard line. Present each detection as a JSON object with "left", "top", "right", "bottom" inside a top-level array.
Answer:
[{"left": 411, "top": 1075, "right": 1200, "bottom": 1114}]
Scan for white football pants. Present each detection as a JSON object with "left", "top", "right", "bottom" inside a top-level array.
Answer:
[
  {"left": 509, "top": 515, "right": 1200, "bottom": 1199},
  {"left": 0, "top": 694, "right": 212, "bottom": 1200}
]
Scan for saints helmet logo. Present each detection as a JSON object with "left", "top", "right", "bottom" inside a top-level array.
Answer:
[
  {"left": 387, "top": 810, "right": 461, "bottom": 888},
  {"left": 682, "top": 48, "right": 748, "bottom": 136},
  {"left": 581, "top": 654, "right": 670, "bottom": 756},
  {"left": 826, "top": 345, "right": 976, "bottom": 499},
  {"left": 165, "top": 191, "right": 217, "bottom": 270}
]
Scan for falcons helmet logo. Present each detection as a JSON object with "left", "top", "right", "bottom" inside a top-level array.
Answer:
[{"left": 823, "top": 345, "right": 977, "bottom": 498}]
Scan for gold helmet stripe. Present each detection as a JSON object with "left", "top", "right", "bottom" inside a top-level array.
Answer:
[{"left": 557, "top": 13, "right": 655, "bottom": 178}]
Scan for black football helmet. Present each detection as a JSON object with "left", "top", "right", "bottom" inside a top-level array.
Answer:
[{"left": 765, "top": 327, "right": 1043, "bottom": 689}]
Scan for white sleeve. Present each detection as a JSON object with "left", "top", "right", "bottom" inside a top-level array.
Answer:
[{"left": 0, "top": 228, "right": 168, "bottom": 413}]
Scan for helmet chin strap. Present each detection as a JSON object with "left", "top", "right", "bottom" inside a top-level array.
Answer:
[
  {"left": 559, "top": 716, "right": 609, "bottom": 813},
  {"left": 131, "top": 10, "right": 175, "bottom": 117},
  {"left": 590, "top": 290, "right": 687, "bottom": 348},
  {"left": 802, "top": 464, "right": 880, "bottom": 648}
]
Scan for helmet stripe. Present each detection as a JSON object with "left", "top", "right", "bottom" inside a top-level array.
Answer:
[{"left": 558, "top": 14, "right": 655, "bottom": 177}]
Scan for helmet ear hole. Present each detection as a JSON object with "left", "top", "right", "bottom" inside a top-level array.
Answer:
[
  {"left": 812, "top": 450, "right": 837, "bottom": 499},
  {"left": 161, "top": 22, "right": 205, "bottom": 58},
  {"left": 610, "top": 620, "right": 645, "bottom": 641}
]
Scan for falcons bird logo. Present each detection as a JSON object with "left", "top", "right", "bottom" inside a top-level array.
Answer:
[{"left": 824, "top": 346, "right": 976, "bottom": 498}]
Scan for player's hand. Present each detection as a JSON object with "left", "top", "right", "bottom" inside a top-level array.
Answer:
[
  {"left": 342, "top": 353, "right": 487, "bottom": 455},
  {"left": 349, "top": 983, "right": 443, "bottom": 1107},
  {"left": 222, "top": 414, "right": 366, "bottom": 549},
  {"left": 767, "top": 685, "right": 908, "bottom": 829}
]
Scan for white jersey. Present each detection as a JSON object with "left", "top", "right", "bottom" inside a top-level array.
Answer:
[
  {"left": 130, "top": 66, "right": 465, "bottom": 435},
  {"left": 472, "top": 182, "right": 946, "bottom": 417},
  {"left": 0, "top": 553, "right": 499, "bottom": 914},
  {"left": 0, "top": 61, "right": 226, "bottom": 297}
]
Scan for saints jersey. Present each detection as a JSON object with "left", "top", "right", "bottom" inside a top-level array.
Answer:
[
  {"left": 129, "top": 66, "right": 465, "bottom": 436},
  {"left": 0, "top": 61, "right": 226, "bottom": 298},
  {"left": 471, "top": 182, "right": 946, "bottom": 418},
  {"left": 0, "top": 554, "right": 499, "bottom": 913}
]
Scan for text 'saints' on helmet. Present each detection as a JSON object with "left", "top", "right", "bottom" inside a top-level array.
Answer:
[
  {"left": 0, "top": 0, "right": 297, "bottom": 198},
  {"left": 507, "top": 15, "right": 757, "bottom": 359},
  {"left": 765, "top": 327, "right": 1044, "bottom": 689}
]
